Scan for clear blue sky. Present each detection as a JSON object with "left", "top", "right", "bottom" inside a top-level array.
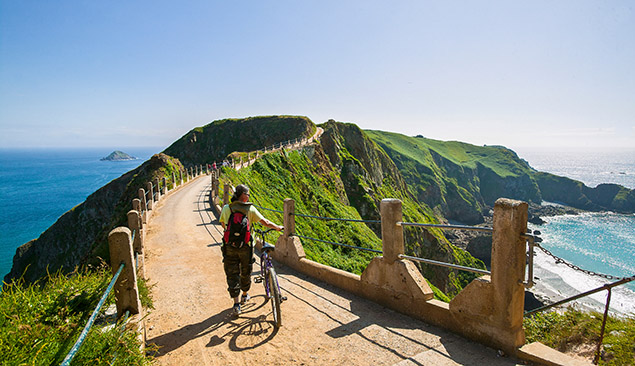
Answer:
[{"left": 1, "top": 1, "right": 633, "bottom": 151}]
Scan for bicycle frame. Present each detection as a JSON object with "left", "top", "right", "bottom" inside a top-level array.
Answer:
[
  {"left": 260, "top": 248, "right": 276, "bottom": 298},
  {"left": 255, "top": 228, "right": 283, "bottom": 327}
]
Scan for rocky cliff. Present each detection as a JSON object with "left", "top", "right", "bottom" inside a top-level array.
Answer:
[
  {"left": 163, "top": 115, "right": 316, "bottom": 167},
  {"left": 5, "top": 154, "right": 184, "bottom": 284},
  {"left": 535, "top": 172, "right": 635, "bottom": 213},
  {"left": 318, "top": 121, "right": 485, "bottom": 295}
]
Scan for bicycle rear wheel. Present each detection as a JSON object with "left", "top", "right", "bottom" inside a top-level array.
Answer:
[{"left": 267, "top": 267, "right": 282, "bottom": 328}]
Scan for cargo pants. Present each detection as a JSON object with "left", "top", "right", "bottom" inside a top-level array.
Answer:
[{"left": 222, "top": 242, "right": 254, "bottom": 298}]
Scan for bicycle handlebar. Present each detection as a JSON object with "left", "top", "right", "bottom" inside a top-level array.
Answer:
[{"left": 254, "top": 228, "right": 277, "bottom": 235}]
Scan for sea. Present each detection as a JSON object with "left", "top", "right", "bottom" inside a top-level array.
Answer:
[
  {"left": 515, "top": 147, "right": 635, "bottom": 316},
  {"left": 0, "top": 146, "right": 634, "bottom": 316},
  {"left": 0, "top": 147, "right": 160, "bottom": 282}
]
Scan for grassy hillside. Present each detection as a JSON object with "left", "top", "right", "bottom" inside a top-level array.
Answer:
[
  {"left": 221, "top": 128, "right": 486, "bottom": 297},
  {"left": 163, "top": 115, "right": 316, "bottom": 167},
  {"left": 365, "top": 130, "right": 542, "bottom": 224},
  {"left": 222, "top": 148, "right": 381, "bottom": 275}
]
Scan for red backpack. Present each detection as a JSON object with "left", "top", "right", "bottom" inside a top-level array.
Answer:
[{"left": 224, "top": 208, "right": 251, "bottom": 247}]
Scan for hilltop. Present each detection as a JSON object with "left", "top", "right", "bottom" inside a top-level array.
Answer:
[{"left": 6, "top": 116, "right": 635, "bottom": 295}]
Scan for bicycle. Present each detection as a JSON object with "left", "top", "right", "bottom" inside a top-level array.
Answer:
[{"left": 253, "top": 228, "right": 285, "bottom": 328}]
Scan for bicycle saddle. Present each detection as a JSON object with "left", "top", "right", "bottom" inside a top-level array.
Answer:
[{"left": 262, "top": 242, "right": 276, "bottom": 252}]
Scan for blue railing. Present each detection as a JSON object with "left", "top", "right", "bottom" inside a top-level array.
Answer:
[{"left": 60, "top": 262, "right": 125, "bottom": 366}]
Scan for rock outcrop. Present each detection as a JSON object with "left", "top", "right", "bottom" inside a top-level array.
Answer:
[
  {"left": 535, "top": 172, "right": 635, "bottom": 213},
  {"left": 101, "top": 150, "right": 137, "bottom": 161},
  {"left": 163, "top": 115, "right": 315, "bottom": 167}
]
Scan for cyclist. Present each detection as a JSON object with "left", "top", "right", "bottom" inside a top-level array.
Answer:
[{"left": 220, "top": 184, "right": 283, "bottom": 315}]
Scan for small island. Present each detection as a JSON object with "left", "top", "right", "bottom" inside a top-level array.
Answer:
[{"left": 100, "top": 150, "right": 137, "bottom": 161}]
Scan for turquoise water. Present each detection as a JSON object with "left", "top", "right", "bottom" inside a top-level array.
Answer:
[
  {"left": 0, "top": 148, "right": 160, "bottom": 280},
  {"left": 518, "top": 148, "right": 635, "bottom": 315}
]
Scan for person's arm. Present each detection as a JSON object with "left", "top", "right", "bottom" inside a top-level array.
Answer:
[
  {"left": 219, "top": 205, "right": 230, "bottom": 230},
  {"left": 259, "top": 218, "right": 283, "bottom": 231}
]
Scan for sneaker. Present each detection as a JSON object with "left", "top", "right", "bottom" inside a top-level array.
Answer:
[
  {"left": 232, "top": 303, "right": 241, "bottom": 315},
  {"left": 240, "top": 294, "right": 251, "bottom": 304}
]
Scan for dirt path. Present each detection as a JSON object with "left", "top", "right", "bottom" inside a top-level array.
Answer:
[{"left": 143, "top": 175, "right": 524, "bottom": 365}]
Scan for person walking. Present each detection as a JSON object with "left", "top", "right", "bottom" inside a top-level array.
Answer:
[{"left": 220, "top": 184, "right": 282, "bottom": 315}]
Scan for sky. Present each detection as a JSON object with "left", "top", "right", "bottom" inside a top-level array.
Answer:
[{"left": 1, "top": 1, "right": 634, "bottom": 151}]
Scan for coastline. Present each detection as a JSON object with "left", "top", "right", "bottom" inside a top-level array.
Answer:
[
  {"left": 526, "top": 203, "right": 635, "bottom": 317},
  {"left": 528, "top": 250, "right": 635, "bottom": 317}
]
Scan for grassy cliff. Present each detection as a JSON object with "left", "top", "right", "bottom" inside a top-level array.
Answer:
[
  {"left": 221, "top": 120, "right": 486, "bottom": 296},
  {"left": 163, "top": 115, "right": 316, "bottom": 167},
  {"left": 365, "top": 130, "right": 542, "bottom": 224}
]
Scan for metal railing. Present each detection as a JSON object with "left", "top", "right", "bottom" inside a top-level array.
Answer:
[
  {"left": 399, "top": 254, "right": 491, "bottom": 275},
  {"left": 397, "top": 221, "right": 493, "bottom": 232},
  {"left": 295, "top": 234, "right": 383, "bottom": 254},
  {"left": 60, "top": 262, "right": 125, "bottom": 366},
  {"left": 288, "top": 211, "right": 490, "bottom": 275}
]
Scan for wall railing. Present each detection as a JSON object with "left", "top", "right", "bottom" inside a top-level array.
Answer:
[{"left": 60, "top": 162, "right": 210, "bottom": 364}]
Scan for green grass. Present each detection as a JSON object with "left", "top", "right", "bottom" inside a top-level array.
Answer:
[
  {"left": 221, "top": 148, "right": 484, "bottom": 299},
  {"left": 366, "top": 130, "right": 533, "bottom": 178},
  {"left": 222, "top": 150, "right": 381, "bottom": 275},
  {"left": 524, "top": 308, "right": 635, "bottom": 365},
  {"left": 364, "top": 129, "right": 542, "bottom": 213},
  {"left": 0, "top": 267, "right": 151, "bottom": 365}
]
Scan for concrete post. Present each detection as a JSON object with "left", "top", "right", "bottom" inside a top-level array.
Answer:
[
  {"left": 283, "top": 198, "right": 295, "bottom": 238},
  {"left": 132, "top": 198, "right": 141, "bottom": 216},
  {"left": 491, "top": 198, "right": 528, "bottom": 342},
  {"left": 380, "top": 199, "right": 404, "bottom": 263},
  {"left": 223, "top": 184, "right": 230, "bottom": 206},
  {"left": 138, "top": 188, "right": 147, "bottom": 223},
  {"left": 162, "top": 177, "right": 167, "bottom": 194},
  {"left": 172, "top": 172, "right": 176, "bottom": 189},
  {"left": 154, "top": 178, "right": 161, "bottom": 201},
  {"left": 108, "top": 227, "right": 142, "bottom": 317},
  {"left": 212, "top": 177, "right": 218, "bottom": 201},
  {"left": 146, "top": 182, "right": 154, "bottom": 210},
  {"left": 127, "top": 210, "right": 145, "bottom": 280},
  {"left": 127, "top": 210, "right": 143, "bottom": 254},
  {"left": 180, "top": 169, "right": 184, "bottom": 185},
  {"left": 190, "top": 167, "right": 194, "bottom": 179}
]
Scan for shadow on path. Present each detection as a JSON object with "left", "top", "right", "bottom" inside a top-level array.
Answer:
[
  {"left": 146, "top": 295, "right": 279, "bottom": 358},
  {"left": 274, "top": 264, "right": 519, "bottom": 365}
]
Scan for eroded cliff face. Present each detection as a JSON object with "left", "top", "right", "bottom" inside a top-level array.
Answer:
[
  {"left": 318, "top": 121, "right": 485, "bottom": 295},
  {"left": 5, "top": 154, "right": 183, "bottom": 285}
]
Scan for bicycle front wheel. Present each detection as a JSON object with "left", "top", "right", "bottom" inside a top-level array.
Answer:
[{"left": 267, "top": 267, "right": 282, "bottom": 328}]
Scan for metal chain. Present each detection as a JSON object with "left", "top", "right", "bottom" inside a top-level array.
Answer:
[{"left": 534, "top": 242, "right": 629, "bottom": 281}]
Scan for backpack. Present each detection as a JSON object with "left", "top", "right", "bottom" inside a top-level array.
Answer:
[{"left": 224, "top": 207, "right": 251, "bottom": 247}]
